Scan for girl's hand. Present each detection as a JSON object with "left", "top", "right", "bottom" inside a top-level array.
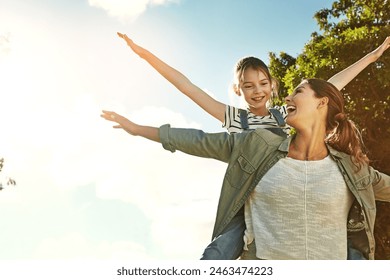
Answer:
[{"left": 117, "top": 32, "right": 144, "bottom": 56}]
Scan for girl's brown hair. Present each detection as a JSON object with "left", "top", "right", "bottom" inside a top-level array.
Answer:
[{"left": 304, "top": 78, "right": 369, "bottom": 169}]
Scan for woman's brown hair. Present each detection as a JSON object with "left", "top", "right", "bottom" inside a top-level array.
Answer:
[{"left": 305, "top": 78, "right": 369, "bottom": 169}]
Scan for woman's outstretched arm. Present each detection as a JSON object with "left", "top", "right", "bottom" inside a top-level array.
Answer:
[
  {"left": 101, "top": 110, "right": 235, "bottom": 162},
  {"left": 327, "top": 36, "right": 390, "bottom": 90},
  {"left": 117, "top": 32, "right": 226, "bottom": 122}
]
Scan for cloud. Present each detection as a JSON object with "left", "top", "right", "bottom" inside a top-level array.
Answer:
[
  {"left": 0, "top": 32, "right": 11, "bottom": 58},
  {"left": 18, "top": 100, "right": 226, "bottom": 259},
  {"left": 34, "top": 232, "right": 151, "bottom": 260},
  {"left": 0, "top": 23, "right": 225, "bottom": 259},
  {"left": 88, "top": 0, "right": 180, "bottom": 22}
]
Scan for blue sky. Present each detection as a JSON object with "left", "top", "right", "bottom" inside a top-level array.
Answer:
[{"left": 0, "top": 0, "right": 335, "bottom": 260}]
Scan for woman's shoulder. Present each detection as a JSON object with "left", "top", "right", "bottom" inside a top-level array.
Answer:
[{"left": 252, "top": 127, "right": 288, "bottom": 146}]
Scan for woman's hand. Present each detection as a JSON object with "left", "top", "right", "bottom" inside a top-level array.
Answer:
[
  {"left": 371, "top": 36, "right": 390, "bottom": 61},
  {"left": 101, "top": 110, "right": 161, "bottom": 142},
  {"left": 327, "top": 36, "right": 390, "bottom": 91},
  {"left": 101, "top": 110, "right": 139, "bottom": 136}
]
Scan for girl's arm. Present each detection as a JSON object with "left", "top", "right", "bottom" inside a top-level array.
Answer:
[
  {"left": 328, "top": 36, "right": 390, "bottom": 90},
  {"left": 117, "top": 32, "right": 226, "bottom": 123}
]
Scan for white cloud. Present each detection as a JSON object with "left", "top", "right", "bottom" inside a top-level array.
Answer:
[
  {"left": 0, "top": 19, "right": 226, "bottom": 259},
  {"left": 0, "top": 32, "right": 11, "bottom": 58},
  {"left": 88, "top": 0, "right": 180, "bottom": 22},
  {"left": 6, "top": 99, "right": 226, "bottom": 259},
  {"left": 34, "top": 232, "right": 152, "bottom": 260},
  {"left": 150, "top": 202, "right": 216, "bottom": 258}
]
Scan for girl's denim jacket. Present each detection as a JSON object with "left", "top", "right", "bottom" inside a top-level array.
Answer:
[{"left": 159, "top": 124, "right": 390, "bottom": 260}]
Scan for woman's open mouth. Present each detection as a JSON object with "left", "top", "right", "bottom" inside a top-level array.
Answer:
[{"left": 286, "top": 105, "right": 296, "bottom": 114}]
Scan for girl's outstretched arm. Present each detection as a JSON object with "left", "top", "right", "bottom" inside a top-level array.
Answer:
[
  {"left": 328, "top": 36, "right": 390, "bottom": 90},
  {"left": 117, "top": 32, "right": 226, "bottom": 123},
  {"left": 101, "top": 110, "right": 160, "bottom": 143}
]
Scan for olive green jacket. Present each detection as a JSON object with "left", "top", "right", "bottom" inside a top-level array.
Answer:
[{"left": 159, "top": 124, "right": 390, "bottom": 259}]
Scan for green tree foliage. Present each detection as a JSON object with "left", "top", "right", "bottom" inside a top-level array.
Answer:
[
  {"left": 268, "top": 52, "right": 296, "bottom": 105},
  {"left": 269, "top": 0, "right": 390, "bottom": 259}
]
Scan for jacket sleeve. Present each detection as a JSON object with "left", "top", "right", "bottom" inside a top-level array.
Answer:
[
  {"left": 371, "top": 167, "right": 390, "bottom": 202},
  {"left": 159, "top": 124, "right": 238, "bottom": 163}
]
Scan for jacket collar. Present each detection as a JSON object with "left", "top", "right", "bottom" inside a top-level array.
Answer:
[{"left": 278, "top": 137, "right": 346, "bottom": 160}]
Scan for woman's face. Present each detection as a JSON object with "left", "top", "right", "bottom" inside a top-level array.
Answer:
[
  {"left": 285, "top": 81, "right": 324, "bottom": 129},
  {"left": 238, "top": 67, "right": 272, "bottom": 115}
]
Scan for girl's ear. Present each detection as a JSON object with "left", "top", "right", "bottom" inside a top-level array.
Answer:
[{"left": 233, "top": 84, "right": 241, "bottom": 96}]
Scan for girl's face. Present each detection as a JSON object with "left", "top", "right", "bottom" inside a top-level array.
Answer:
[
  {"left": 285, "top": 81, "right": 325, "bottom": 129},
  {"left": 238, "top": 67, "right": 272, "bottom": 116}
]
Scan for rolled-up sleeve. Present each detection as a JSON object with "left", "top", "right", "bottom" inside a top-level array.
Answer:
[{"left": 159, "top": 124, "right": 175, "bottom": 152}]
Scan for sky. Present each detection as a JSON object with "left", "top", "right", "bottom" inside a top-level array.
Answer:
[{"left": 0, "top": 0, "right": 336, "bottom": 260}]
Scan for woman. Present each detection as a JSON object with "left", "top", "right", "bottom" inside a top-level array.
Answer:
[{"left": 101, "top": 78, "right": 390, "bottom": 259}]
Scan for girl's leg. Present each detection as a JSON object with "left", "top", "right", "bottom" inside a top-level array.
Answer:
[{"left": 200, "top": 215, "right": 245, "bottom": 260}]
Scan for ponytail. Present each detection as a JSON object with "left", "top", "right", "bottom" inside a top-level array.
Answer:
[{"left": 326, "top": 115, "right": 369, "bottom": 170}]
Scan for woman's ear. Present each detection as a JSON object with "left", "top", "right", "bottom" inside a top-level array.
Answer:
[{"left": 317, "top": 97, "right": 329, "bottom": 108}]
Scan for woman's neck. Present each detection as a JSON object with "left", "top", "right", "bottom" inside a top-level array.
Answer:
[{"left": 288, "top": 132, "right": 328, "bottom": 161}]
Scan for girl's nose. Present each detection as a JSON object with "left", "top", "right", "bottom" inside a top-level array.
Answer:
[{"left": 254, "top": 85, "right": 262, "bottom": 93}]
